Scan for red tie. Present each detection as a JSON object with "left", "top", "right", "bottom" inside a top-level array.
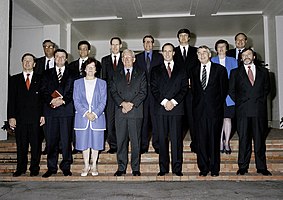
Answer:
[
  {"left": 26, "top": 74, "right": 30, "bottom": 90},
  {"left": 247, "top": 66, "right": 254, "bottom": 86},
  {"left": 167, "top": 62, "right": 171, "bottom": 78},
  {"left": 113, "top": 55, "right": 117, "bottom": 71}
]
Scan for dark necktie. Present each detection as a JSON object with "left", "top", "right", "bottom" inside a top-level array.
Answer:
[
  {"left": 126, "top": 69, "right": 130, "bottom": 84},
  {"left": 80, "top": 59, "right": 84, "bottom": 74},
  {"left": 201, "top": 65, "right": 207, "bottom": 90},
  {"left": 58, "top": 68, "right": 62, "bottom": 83},
  {"left": 183, "top": 47, "right": 187, "bottom": 61},
  {"left": 113, "top": 55, "right": 117, "bottom": 71},
  {"left": 247, "top": 66, "right": 254, "bottom": 86},
  {"left": 237, "top": 49, "right": 241, "bottom": 61},
  {"left": 46, "top": 60, "right": 50, "bottom": 70},
  {"left": 167, "top": 62, "right": 171, "bottom": 78},
  {"left": 146, "top": 52, "right": 150, "bottom": 71},
  {"left": 26, "top": 73, "right": 30, "bottom": 90}
]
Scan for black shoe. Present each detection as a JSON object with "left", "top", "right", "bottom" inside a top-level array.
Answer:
[
  {"left": 107, "top": 148, "right": 117, "bottom": 154},
  {"left": 257, "top": 169, "right": 272, "bottom": 176},
  {"left": 224, "top": 144, "right": 232, "bottom": 154},
  {"left": 114, "top": 170, "right": 126, "bottom": 176},
  {"left": 13, "top": 171, "right": 25, "bottom": 177},
  {"left": 42, "top": 170, "right": 57, "bottom": 178},
  {"left": 154, "top": 148, "right": 159, "bottom": 154},
  {"left": 42, "top": 148, "right": 47, "bottom": 155},
  {"left": 30, "top": 171, "right": 39, "bottom": 177},
  {"left": 63, "top": 170, "right": 72, "bottom": 176},
  {"left": 72, "top": 149, "right": 81, "bottom": 154},
  {"left": 132, "top": 171, "right": 141, "bottom": 176},
  {"left": 236, "top": 169, "right": 248, "bottom": 175},
  {"left": 140, "top": 149, "right": 148, "bottom": 154},
  {"left": 211, "top": 172, "right": 219, "bottom": 177},
  {"left": 199, "top": 171, "right": 208, "bottom": 177},
  {"left": 173, "top": 171, "right": 183, "bottom": 176},
  {"left": 157, "top": 172, "right": 167, "bottom": 176}
]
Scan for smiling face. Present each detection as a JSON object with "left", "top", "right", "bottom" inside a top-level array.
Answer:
[
  {"left": 85, "top": 62, "right": 96, "bottom": 77},
  {"left": 162, "top": 44, "right": 175, "bottom": 62},
  {"left": 216, "top": 43, "right": 227, "bottom": 56},
  {"left": 241, "top": 49, "right": 255, "bottom": 65},
  {"left": 235, "top": 34, "right": 247, "bottom": 49},
  {"left": 78, "top": 44, "right": 90, "bottom": 59},
  {"left": 54, "top": 52, "right": 67, "bottom": 68},
  {"left": 197, "top": 47, "right": 211, "bottom": 64}
]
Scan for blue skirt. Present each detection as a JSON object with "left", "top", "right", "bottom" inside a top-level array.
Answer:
[{"left": 75, "top": 128, "right": 104, "bottom": 151}]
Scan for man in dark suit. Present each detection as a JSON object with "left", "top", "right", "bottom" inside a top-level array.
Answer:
[
  {"left": 69, "top": 40, "right": 102, "bottom": 79},
  {"left": 101, "top": 37, "right": 123, "bottom": 154},
  {"left": 151, "top": 43, "right": 188, "bottom": 176},
  {"left": 229, "top": 48, "right": 272, "bottom": 176},
  {"left": 34, "top": 39, "right": 56, "bottom": 75},
  {"left": 8, "top": 53, "right": 45, "bottom": 177},
  {"left": 136, "top": 35, "right": 163, "bottom": 154},
  {"left": 110, "top": 49, "right": 147, "bottom": 176},
  {"left": 191, "top": 45, "right": 228, "bottom": 177},
  {"left": 173, "top": 28, "right": 199, "bottom": 153},
  {"left": 41, "top": 49, "right": 74, "bottom": 178}
]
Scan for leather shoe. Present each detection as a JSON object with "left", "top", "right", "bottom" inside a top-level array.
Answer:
[
  {"left": 157, "top": 172, "right": 167, "bottom": 176},
  {"left": 41, "top": 148, "right": 47, "bottom": 155},
  {"left": 42, "top": 170, "right": 57, "bottom": 178},
  {"left": 173, "top": 171, "right": 183, "bottom": 176},
  {"left": 107, "top": 148, "right": 117, "bottom": 154},
  {"left": 30, "top": 171, "right": 39, "bottom": 177},
  {"left": 211, "top": 172, "right": 219, "bottom": 177},
  {"left": 132, "top": 171, "right": 141, "bottom": 176},
  {"left": 199, "top": 171, "right": 208, "bottom": 177},
  {"left": 257, "top": 169, "right": 272, "bottom": 176},
  {"left": 140, "top": 149, "right": 148, "bottom": 154},
  {"left": 13, "top": 171, "right": 25, "bottom": 177},
  {"left": 114, "top": 170, "right": 126, "bottom": 176},
  {"left": 63, "top": 170, "right": 72, "bottom": 176},
  {"left": 72, "top": 149, "right": 81, "bottom": 154},
  {"left": 154, "top": 148, "right": 159, "bottom": 154},
  {"left": 236, "top": 168, "right": 248, "bottom": 175}
]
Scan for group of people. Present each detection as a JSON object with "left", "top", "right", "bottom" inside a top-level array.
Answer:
[{"left": 8, "top": 28, "right": 272, "bottom": 179}]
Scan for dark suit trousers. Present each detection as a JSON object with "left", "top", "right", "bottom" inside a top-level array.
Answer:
[
  {"left": 237, "top": 117, "right": 268, "bottom": 170},
  {"left": 15, "top": 123, "right": 41, "bottom": 173},
  {"left": 141, "top": 92, "right": 158, "bottom": 150},
  {"left": 157, "top": 115, "right": 183, "bottom": 173},
  {"left": 45, "top": 117, "right": 73, "bottom": 172},
  {"left": 115, "top": 117, "right": 142, "bottom": 172},
  {"left": 195, "top": 117, "right": 222, "bottom": 173},
  {"left": 185, "top": 92, "right": 196, "bottom": 146},
  {"left": 105, "top": 94, "right": 117, "bottom": 149}
]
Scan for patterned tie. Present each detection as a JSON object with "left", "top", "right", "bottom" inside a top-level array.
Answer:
[
  {"left": 26, "top": 73, "right": 30, "bottom": 90},
  {"left": 58, "top": 68, "right": 62, "bottom": 83},
  {"left": 46, "top": 60, "right": 50, "bottom": 70},
  {"left": 201, "top": 65, "right": 207, "bottom": 90},
  {"left": 126, "top": 69, "right": 130, "bottom": 84},
  {"left": 167, "top": 62, "right": 171, "bottom": 78},
  {"left": 183, "top": 47, "right": 187, "bottom": 61},
  {"left": 146, "top": 52, "right": 150, "bottom": 71},
  {"left": 247, "top": 66, "right": 254, "bottom": 86},
  {"left": 113, "top": 55, "right": 117, "bottom": 71}
]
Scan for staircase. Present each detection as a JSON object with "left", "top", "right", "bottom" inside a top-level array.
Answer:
[{"left": 1, "top": 130, "right": 283, "bottom": 182}]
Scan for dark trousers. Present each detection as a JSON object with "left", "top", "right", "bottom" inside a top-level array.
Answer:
[
  {"left": 195, "top": 117, "right": 222, "bottom": 173},
  {"left": 115, "top": 117, "right": 142, "bottom": 172},
  {"left": 157, "top": 115, "right": 183, "bottom": 173},
  {"left": 45, "top": 116, "right": 73, "bottom": 172},
  {"left": 185, "top": 92, "right": 196, "bottom": 148},
  {"left": 105, "top": 95, "right": 117, "bottom": 150},
  {"left": 237, "top": 117, "right": 268, "bottom": 170},
  {"left": 141, "top": 93, "right": 158, "bottom": 151},
  {"left": 15, "top": 123, "right": 41, "bottom": 173}
]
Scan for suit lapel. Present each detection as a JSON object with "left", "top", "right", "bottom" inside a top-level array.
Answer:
[{"left": 238, "top": 65, "right": 252, "bottom": 87}]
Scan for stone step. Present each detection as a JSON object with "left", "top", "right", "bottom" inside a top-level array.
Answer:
[{"left": 1, "top": 172, "right": 283, "bottom": 182}]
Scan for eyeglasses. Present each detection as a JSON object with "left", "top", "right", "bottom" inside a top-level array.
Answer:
[{"left": 43, "top": 45, "right": 54, "bottom": 49}]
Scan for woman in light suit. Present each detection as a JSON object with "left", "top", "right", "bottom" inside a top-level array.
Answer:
[
  {"left": 211, "top": 39, "right": 238, "bottom": 154},
  {"left": 73, "top": 57, "right": 107, "bottom": 176}
]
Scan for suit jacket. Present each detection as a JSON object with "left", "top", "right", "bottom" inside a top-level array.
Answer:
[
  {"left": 41, "top": 66, "right": 74, "bottom": 117},
  {"left": 8, "top": 73, "right": 43, "bottom": 124},
  {"left": 211, "top": 56, "right": 238, "bottom": 106},
  {"left": 73, "top": 78, "right": 107, "bottom": 130},
  {"left": 173, "top": 45, "right": 199, "bottom": 78},
  {"left": 226, "top": 48, "right": 260, "bottom": 66},
  {"left": 34, "top": 56, "right": 55, "bottom": 75},
  {"left": 229, "top": 64, "right": 270, "bottom": 118},
  {"left": 110, "top": 64, "right": 147, "bottom": 118},
  {"left": 136, "top": 50, "right": 163, "bottom": 83},
  {"left": 69, "top": 59, "right": 102, "bottom": 79},
  {"left": 150, "top": 62, "right": 188, "bottom": 116},
  {"left": 191, "top": 62, "right": 228, "bottom": 120},
  {"left": 101, "top": 53, "right": 123, "bottom": 82}
]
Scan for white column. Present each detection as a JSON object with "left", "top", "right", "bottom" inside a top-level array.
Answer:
[{"left": 0, "top": 0, "right": 10, "bottom": 140}]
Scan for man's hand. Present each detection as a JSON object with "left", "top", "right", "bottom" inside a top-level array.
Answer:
[
  {"left": 40, "top": 117, "right": 45, "bottom": 126},
  {"left": 9, "top": 118, "right": 16, "bottom": 129},
  {"left": 121, "top": 102, "right": 134, "bottom": 113},
  {"left": 164, "top": 100, "right": 175, "bottom": 111},
  {"left": 51, "top": 97, "right": 64, "bottom": 108}
]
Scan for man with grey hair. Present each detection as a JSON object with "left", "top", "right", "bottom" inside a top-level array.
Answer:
[{"left": 110, "top": 49, "right": 147, "bottom": 176}]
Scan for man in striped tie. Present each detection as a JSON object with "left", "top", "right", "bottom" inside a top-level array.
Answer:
[{"left": 191, "top": 45, "right": 228, "bottom": 177}]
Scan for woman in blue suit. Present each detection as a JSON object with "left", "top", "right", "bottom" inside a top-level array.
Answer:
[
  {"left": 73, "top": 57, "right": 107, "bottom": 176},
  {"left": 211, "top": 40, "right": 237, "bottom": 154}
]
